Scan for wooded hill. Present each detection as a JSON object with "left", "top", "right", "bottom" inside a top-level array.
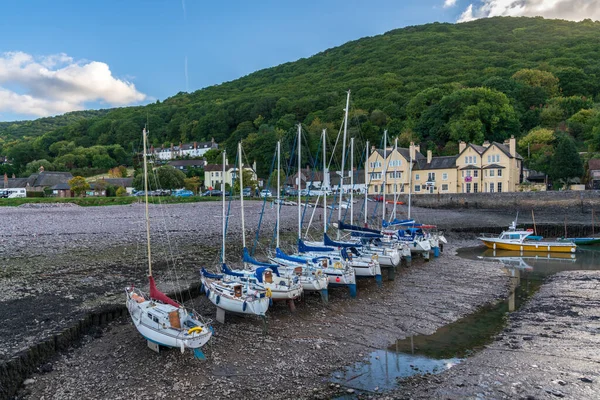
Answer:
[{"left": 2, "top": 16, "right": 600, "bottom": 180}]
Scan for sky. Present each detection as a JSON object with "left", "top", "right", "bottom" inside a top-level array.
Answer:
[{"left": 0, "top": 0, "right": 598, "bottom": 122}]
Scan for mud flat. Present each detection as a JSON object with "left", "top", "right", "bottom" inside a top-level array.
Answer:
[
  {"left": 1, "top": 201, "right": 595, "bottom": 399},
  {"left": 396, "top": 271, "right": 600, "bottom": 400},
  {"left": 15, "top": 237, "right": 507, "bottom": 400}
]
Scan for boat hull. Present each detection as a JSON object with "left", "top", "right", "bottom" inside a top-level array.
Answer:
[
  {"left": 480, "top": 239, "right": 576, "bottom": 253},
  {"left": 201, "top": 278, "right": 269, "bottom": 316}
]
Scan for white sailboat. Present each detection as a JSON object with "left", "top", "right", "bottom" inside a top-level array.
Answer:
[
  {"left": 125, "top": 128, "right": 212, "bottom": 359},
  {"left": 220, "top": 142, "right": 303, "bottom": 306},
  {"left": 199, "top": 150, "right": 270, "bottom": 319},
  {"left": 271, "top": 125, "right": 357, "bottom": 297}
]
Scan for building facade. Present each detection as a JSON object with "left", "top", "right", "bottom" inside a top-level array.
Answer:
[
  {"left": 150, "top": 139, "right": 218, "bottom": 161},
  {"left": 204, "top": 161, "right": 257, "bottom": 190},
  {"left": 365, "top": 136, "right": 522, "bottom": 195}
]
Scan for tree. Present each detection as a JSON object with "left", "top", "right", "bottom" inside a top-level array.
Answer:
[
  {"left": 512, "top": 69, "right": 559, "bottom": 98},
  {"left": 155, "top": 166, "right": 186, "bottom": 190},
  {"left": 116, "top": 186, "right": 128, "bottom": 197},
  {"left": 518, "top": 127, "right": 555, "bottom": 173},
  {"left": 184, "top": 176, "right": 202, "bottom": 194},
  {"left": 25, "top": 159, "right": 55, "bottom": 174},
  {"left": 547, "top": 135, "right": 584, "bottom": 187},
  {"left": 68, "top": 176, "right": 90, "bottom": 197},
  {"left": 233, "top": 169, "right": 258, "bottom": 193}
]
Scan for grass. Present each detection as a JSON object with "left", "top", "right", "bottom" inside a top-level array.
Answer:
[{"left": 0, "top": 195, "right": 223, "bottom": 207}]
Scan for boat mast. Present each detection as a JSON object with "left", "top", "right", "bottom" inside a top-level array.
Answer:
[
  {"left": 392, "top": 137, "right": 399, "bottom": 220},
  {"left": 350, "top": 137, "right": 354, "bottom": 226},
  {"left": 364, "top": 140, "right": 369, "bottom": 226},
  {"left": 297, "top": 124, "right": 302, "bottom": 240},
  {"left": 408, "top": 142, "right": 412, "bottom": 219},
  {"left": 222, "top": 150, "right": 226, "bottom": 263},
  {"left": 142, "top": 127, "right": 152, "bottom": 277},
  {"left": 382, "top": 129, "right": 388, "bottom": 224},
  {"left": 338, "top": 89, "right": 350, "bottom": 237},
  {"left": 276, "top": 141, "right": 281, "bottom": 248},
  {"left": 239, "top": 142, "right": 246, "bottom": 250},
  {"left": 322, "top": 129, "right": 327, "bottom": 234}
]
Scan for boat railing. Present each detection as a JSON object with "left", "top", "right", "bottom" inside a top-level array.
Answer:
[{"left": 478, "top": 232, "right": 498, "bottom": 239}]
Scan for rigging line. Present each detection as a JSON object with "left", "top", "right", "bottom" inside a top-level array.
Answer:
[
  {"left": 270, "top": 131, "right": 297, "bottom": 248},
  {"left": 222, "top": 149, "right": 240, "bottom": 265},
  {"left": 251, "top": 145, "right": 277, "bottom": 257},
  {"left": 371, "top": 133, "right": 386, "bottom": 222},
  {"left": 300, "top": 127, "right": 322, "bottom": 236}
]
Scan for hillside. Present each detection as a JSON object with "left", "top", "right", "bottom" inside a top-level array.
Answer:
[{"left": 2, "top": 16, "right": 600, "bottom": 178}]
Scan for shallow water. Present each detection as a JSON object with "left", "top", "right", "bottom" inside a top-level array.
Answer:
[{"left": 330, "top": 246, "right": 600, "bottom": 395}]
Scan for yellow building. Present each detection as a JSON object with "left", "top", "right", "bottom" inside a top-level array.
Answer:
[
  {"left": 366, "top": 136, "right": 522, "bottom": 195},
  {"left": 204, "top": 160, "right": 257, "bottom": 190}
]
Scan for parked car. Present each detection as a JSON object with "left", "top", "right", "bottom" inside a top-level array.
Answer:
[
  {"left": 173, "top": 189, "right": 193, "bottom": 197},
  {"left": 260, "top": 190, "right": 273, "bottom": 198},
  {"left": 202, "top": 189, "right": 224, "bottom": 197},
  {"left": 242, "top": 187, "right": 252, "bottom": 197},
  {"left": 134, "top": 191, "right": 147, "bottom": 197},
  {"left": 285, "top": 188, "right": 298, "bottom": 196}
]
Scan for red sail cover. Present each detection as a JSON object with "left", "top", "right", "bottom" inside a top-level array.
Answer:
[{"left": 148, "top": 276, "right": 180, "bottom": 308}]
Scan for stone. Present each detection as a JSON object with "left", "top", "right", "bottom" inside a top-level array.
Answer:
[{"left": 579, "top": 377, "right": 593, "bottom": 383}]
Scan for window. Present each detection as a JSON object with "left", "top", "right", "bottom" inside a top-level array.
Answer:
[
  {"left": 442, "top": 173, "right": 448, "bottom": 180},
  {"left": 415, "top": 174, "right": 420, "bottom": 181},
  {"left": 414, "top": 185, "right": 421, "bottom": 192},
  {"left": 487, "top": 155, "right": 491, "bottom": 163},
  {"left": 474, "top": 156, "right": 477, "bottom": 164},
  {"left": 370, "top": 172, "right": 382, "bottom": 180},
  {"left": 466, "top": 170, "right": 472, "bottom": 177},
  {"left": 464, "top": 156, "right": 468, "bottom": 164},
  {"left": 497, "top": 169, "right": 502, "bottom": 177},
  {"left": 485, "top": 170, "right": 488, "bottom": 177},
  {"left": 428, "top": 172, "right": 436, "bottom": 181},
  {"left": 442, "top": 184, "right": 449, "bottom": 191},
  {"left": 498, "top": 182, "right": 502, "bottom": 193},
  {"left": 490, "top": 184, "right": 494, "bottom": 193},
  {"left": 490, "top": 169, "right": 495, "bottom": 177},
  {"left": 474, "top": 183, "right": 478, "bottom": 193},
  {"left": 461, "top": 171, "right": 464, "bottom": 177},
  {"left": 496, "top": 155, "right": 500, "bottom": 162},
  {"left": 474, "top": 170, "right": 478, "bottom": 178},
  {"left": 466, "top": 183, "right": 471, "bottom": 193}
]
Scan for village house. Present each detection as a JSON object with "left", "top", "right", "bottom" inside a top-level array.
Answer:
[
  {"left": 203, "top": 160, "right": 257, "bottom": 190},
  {"left": 150, "top": 139, "right": 218, "bottom": 161},
  {"left": 365, "top": 136, "right": 523, "bottom": 195},
  {"left": 0, "top": 170, "right": 74, "bottom": 196},
  {"left": 167, "top": 159, "right": 205, "bottom": 172},
  {"left": 589, "top": 159, "right": 600, "bottom": 190}
]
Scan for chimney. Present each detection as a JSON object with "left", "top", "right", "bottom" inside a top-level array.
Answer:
[
  {"left": 414, "top": 144, "right": 420, "bottom": 154},
  {"left": 39, "top": 165, "right": 45, "bottom": 173},
  {"left": 226, "top": 158, "right": 229, "bottom": 166},
  {"left": 170, "top": 143, "right": 174, "bottom": 151},
  {"left": 253, "top": 160, "right": 257, "bottom": 172},
  {"left": 409, "top": 142, "right": 415, "bottom": 161},
  {"left": 371, "top": 145, "right": 376, "bottom": 154},
  {"left": 459, "top": 141, "right": 466, "bottom": 154},
  {"left": 482, "top": 140, "right": 490, "bottom": 148},
  {"left": 194, "top": 141, "right": 197, "bottom": 150},
  {"left": 427, "top": 150, "right": 432, "bottom": 164},
  {"left": 211, "top": 137, "right": 215, "bottom": 145},
  {"left": 12, "top": 173, "right": 15, "bottom": 179},
  {"left": 3, "top": 173, "right": 7, "bottom": 187},
  {"left": 150, "top": 145, "right": 154, "bottom": 153},
  {"left": 509, "top": 135, "right": 516, "bottom": 157}
]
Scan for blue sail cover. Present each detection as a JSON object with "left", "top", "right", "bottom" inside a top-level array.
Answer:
[
  {"left": 338, "top": 220, "right": 381, "bottom": 234},
  {"left": 323, "top": 233, "right": 357, "bottom": 248},
  {"left": 200, "top": 267, "right": 223, "bottom": 280},
  {"left": 276, "top": 248, "right": 308, "bottom": 264},
  {"left": 382, "top": 218, "right": 415, "bottom": 228},
  {"left": 221, "top": 263, "right": 247, "bottom": 278},
  {"left": 351, "top": 232, "right": 383, "bottom": 239},
  {"left": 242, "top": 248, "right": 280, "bottom": 276},
  {"left": 298, "top": 238, "right": 335, "bottom": 253}
]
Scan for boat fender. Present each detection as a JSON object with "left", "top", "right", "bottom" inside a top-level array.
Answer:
[
  {"left": 216, "top": 295, "right": 220, "bottom": 305},
  {"left": 187, "top": 326, "right": 203, "bottom": 335},
  {"left": 266, "top": 288, "right": 272, "bottom": 298},
  {"left": 333, "top": 261, "right": 343, "bottom": 269},
  {"left": 243, "top": 301, "right": 247, "bottom": 312},
  {"left": 206, "top": 289, "right": 210, "bottom": 298},
  {"left": 371, "top": 254, "right": 378, "bottom": 261}
]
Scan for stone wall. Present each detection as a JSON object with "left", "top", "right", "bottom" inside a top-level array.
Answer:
[{"left": 396, "top": 190, "right": 600, "bottom": 211}]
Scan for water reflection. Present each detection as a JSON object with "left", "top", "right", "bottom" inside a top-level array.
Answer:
[{"left": 330, "top": 247, "right": 600, "bottom": 395}]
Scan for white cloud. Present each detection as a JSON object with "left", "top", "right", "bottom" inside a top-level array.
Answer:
[
  {"left": 444, "top": 0, "right": 458, "bottom": 8},
  {"left": 458, "top": 0, "right": 600, "bottom": 22},
  {"left": 0, "top": 51, "right": 146, "bottom": 118}
]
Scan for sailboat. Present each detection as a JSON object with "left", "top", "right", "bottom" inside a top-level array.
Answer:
[
  {"left": 270, "top": 125, "right": 357, "bottom": 298},
  {"left": 125, "top": 128, "right": 212, "bottom": 359},
  {"left": 219, "top": 142, "right": 303, "bottom": 305},
  {"left": 199, "top": 150, "right": 270, "bottom": 319}
]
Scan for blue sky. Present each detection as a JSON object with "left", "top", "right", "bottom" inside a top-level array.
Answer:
[{"left": 0, "top": 0, "right": 592, "bottom": 121}]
